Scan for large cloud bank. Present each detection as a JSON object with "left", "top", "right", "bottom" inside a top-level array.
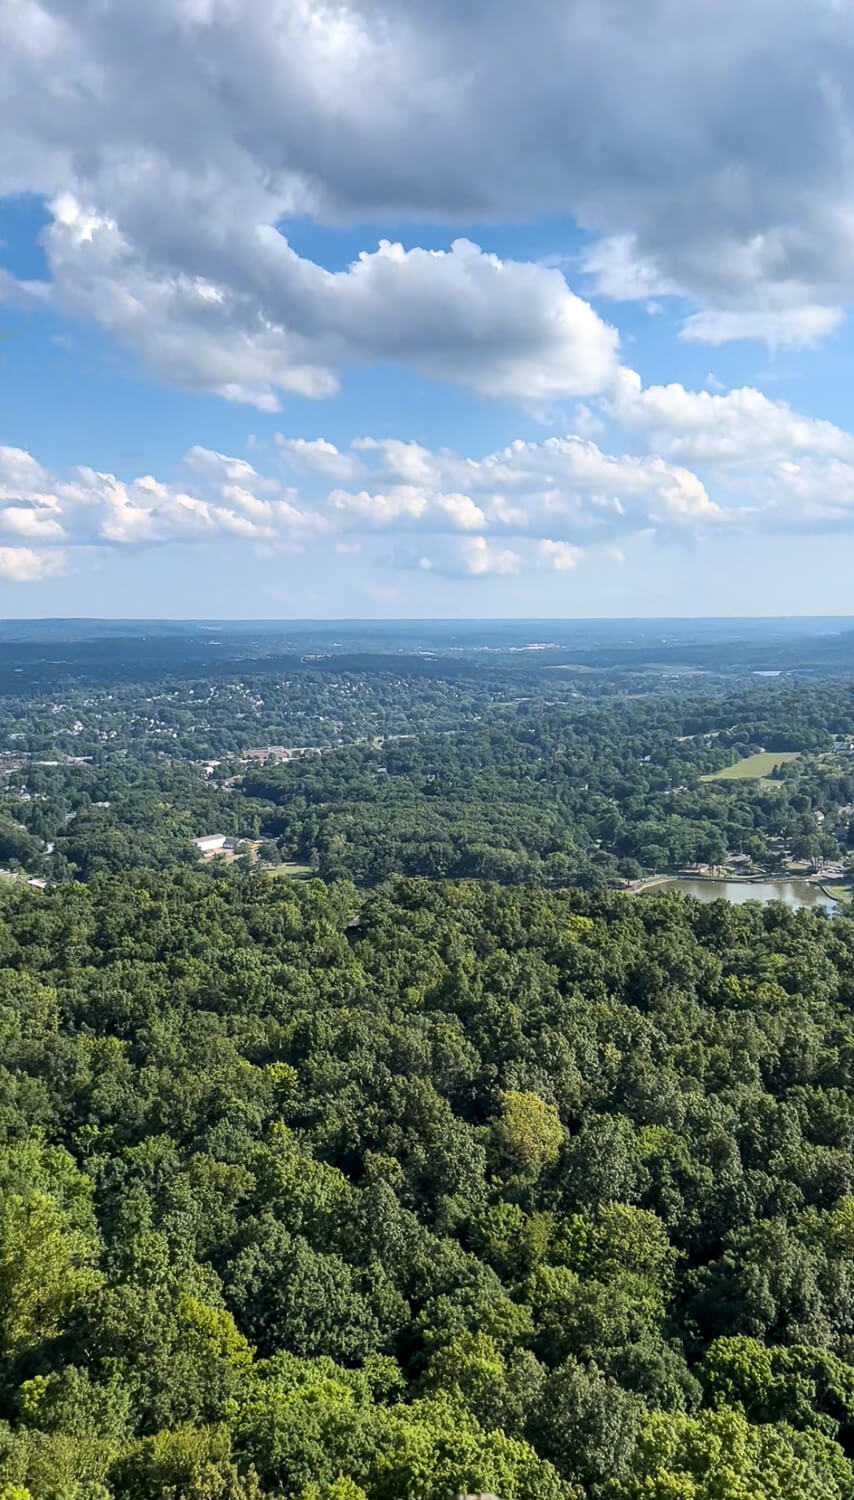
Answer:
[{"left": 4, "top": 0, "right": 854, "bottom": 411}]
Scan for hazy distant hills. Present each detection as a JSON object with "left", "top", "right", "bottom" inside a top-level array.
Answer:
[{"left": 0, "top": 616, "right": 852, "bottom": 694}]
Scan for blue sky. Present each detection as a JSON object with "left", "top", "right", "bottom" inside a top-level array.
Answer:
[{"left": 3, "top": 0, "right": 854, "bottom": 618}]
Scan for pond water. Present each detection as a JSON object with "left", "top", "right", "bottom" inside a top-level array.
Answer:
[{"left": 658, "top": 877, "right": 839, "bottom": 913}]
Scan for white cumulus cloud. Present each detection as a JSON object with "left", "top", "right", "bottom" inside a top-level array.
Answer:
[
  {"left": 8, "top": 368, "right": 854, "bottom": 588},
  {"left": 610, "top": 369, "right": 854, "bottom": 467},
  {"left": 0, "top": 545, "right": 61, "bottom": 581},
  {"left": 5, "top": 197, "right": 620, "bottom": 410},
  {"left": 538, "top": 539, "right": 584, "bottom": 571}
]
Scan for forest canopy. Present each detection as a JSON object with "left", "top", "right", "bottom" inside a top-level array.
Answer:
[{"left": 2, "top": 868, "right": 854, "bottom": 1497}]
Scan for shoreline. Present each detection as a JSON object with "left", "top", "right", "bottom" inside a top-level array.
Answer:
[{"left": 630, "top": 871, "right": 852, "bottom": 904}]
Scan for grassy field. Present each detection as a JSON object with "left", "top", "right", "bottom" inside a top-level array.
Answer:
[{"left": 702, "top": 751, "right": 800, "bottom": 782}]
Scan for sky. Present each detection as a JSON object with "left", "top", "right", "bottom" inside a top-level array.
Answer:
[{"left": 3, "top": 0, "right": 854, "bottom": 618}]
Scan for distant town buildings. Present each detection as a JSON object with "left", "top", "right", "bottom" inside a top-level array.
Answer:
[
  {"left": 240, "top": 746, "right": 322, "bottom": 762},
  {"left": 241, "top": 747, "right": 290, "bottom": 762}
]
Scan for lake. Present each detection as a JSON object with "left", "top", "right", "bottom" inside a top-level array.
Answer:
[{"left": 658, "top": 877, "right": 839, "bottom": 912}]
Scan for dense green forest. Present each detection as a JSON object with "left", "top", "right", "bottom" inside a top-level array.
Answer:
[{"left": 3, "top": 869, "right": 854, "bottom": 1497}]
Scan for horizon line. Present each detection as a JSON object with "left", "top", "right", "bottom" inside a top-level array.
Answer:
[{"left": 2, "top": 613, "right": 854, "bottom": 626}]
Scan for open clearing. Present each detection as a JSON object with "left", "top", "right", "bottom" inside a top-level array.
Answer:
[{"left": 702, "top": 751, "right": 800, "bottom": 781}]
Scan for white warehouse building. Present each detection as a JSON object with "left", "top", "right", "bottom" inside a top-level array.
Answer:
[{"left": 192, "top": 834, "right": 228, "bottom": 854}]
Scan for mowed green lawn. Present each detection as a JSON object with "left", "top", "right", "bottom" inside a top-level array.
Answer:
[{"left": 702, "top": 751, "right": 800, "bottom": 781}]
